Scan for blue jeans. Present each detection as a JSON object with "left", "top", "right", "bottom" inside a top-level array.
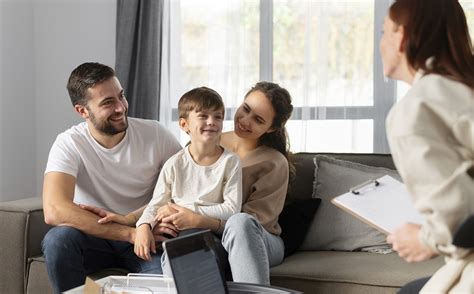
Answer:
[
  {"left": 42, "top": 226, "right": 163, "bottom": 293},
  {"left": 221, "top": 213, "right": 284, "bottom": 285}
]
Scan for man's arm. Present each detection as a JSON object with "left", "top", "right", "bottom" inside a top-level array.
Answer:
[
  {"left": 79, "top": 203, "right": 146, "bottom": 226},
  {"left": 43, "top": 172, "right": 135, "bottom": 243}
]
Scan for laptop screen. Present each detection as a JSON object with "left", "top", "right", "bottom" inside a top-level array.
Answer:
[{"left": 162, "top": 230, "right": 229, "bottom": 294}]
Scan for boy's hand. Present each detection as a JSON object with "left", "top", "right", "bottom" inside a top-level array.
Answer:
[
  {"left": 154, "top": 203, "right": 179, "bottom": 223},
  {"left": 79, "top": 204, "right": 136, "bottom": 226},
  {"left": 162, "top": 203, "right": 200, "bottom": 230},
  {"left": 134, "top": 224, "right": 156, "bottom": 261}
]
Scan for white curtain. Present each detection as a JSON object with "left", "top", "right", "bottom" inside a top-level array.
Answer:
[
  {"left": 166, "top": 0, "right": 396, "bottom": 152},
  {"left": 166, "top": 0, "right": 260, "bottom": 146}
]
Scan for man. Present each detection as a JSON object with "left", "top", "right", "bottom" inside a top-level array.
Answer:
[{"left": 42, "top": 62, "right": 181, "bottom": 293}]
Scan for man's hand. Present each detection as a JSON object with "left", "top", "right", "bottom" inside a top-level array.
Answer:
[
  {"left": 387, "top": 223, "right": 437, "bottom": 262},
  {"left": 161, "top": 203, "right": 201, "bottom": 230},
  {"left": 78, "top": 204, "right": 136, "bottom": 226}
]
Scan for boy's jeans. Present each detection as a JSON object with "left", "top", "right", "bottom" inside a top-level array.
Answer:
[{"left": 42, "top": 226, "right": 163, "bottom": 294}]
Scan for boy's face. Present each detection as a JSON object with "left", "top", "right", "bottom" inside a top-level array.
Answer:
[{"left": 180, "top": 108, "right": 224, "bottom": 144}]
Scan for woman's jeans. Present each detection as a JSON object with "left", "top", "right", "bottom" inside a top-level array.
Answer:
[
  {"left": 221, "top": 213, "right": 285, "bottom": 285},
  {"left": 162, "top": 214, "right": 284, "bottom": 286},
  {"left": 42, "top": 226, "right": 163, "bottom": 294}
]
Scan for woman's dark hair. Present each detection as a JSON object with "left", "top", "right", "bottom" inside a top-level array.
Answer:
[
  {"left": 67, "top": 62, "right": 116, "bottom": 106},
  {"left": 245, "top": 81, "right": 295, "bottom": 177},
  {"left": 389, "top": 0, "right": 474, "bottom": 88}
]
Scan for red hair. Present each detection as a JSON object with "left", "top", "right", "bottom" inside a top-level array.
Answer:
[{"left": 389, "top": 0, "right": 474, "bottom": 88}]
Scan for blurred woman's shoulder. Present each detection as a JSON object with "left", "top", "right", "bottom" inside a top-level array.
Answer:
[
  {"left": 220, "top": 131, "right": 235, "bottom": 149},
  {"left": 243, "top": 146, "right": 287, "bottom": 167}
]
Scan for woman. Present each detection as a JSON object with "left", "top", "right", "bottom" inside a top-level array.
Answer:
[
  {"left": 85, "top": 81, "right": 294, "bottom": 285},
  {"left": 379, "top": 0, "right": 474, "bottom": 292},
  {"left": 218, "top": 82, "right": 294, "bottom": 284},
  {"left": 160, "top": 82, "right": 294, "bottom": 285}
]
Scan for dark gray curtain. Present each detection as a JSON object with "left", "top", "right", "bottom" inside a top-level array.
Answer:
[{"left": 115, "top": 0, "right": 164, "bottom": 120}]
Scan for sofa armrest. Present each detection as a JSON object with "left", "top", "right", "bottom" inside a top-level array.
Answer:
[{"left": 0, "top": 197, "right": 52, "bottom": 293}]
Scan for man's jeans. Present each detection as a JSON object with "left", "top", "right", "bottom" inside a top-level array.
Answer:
[{"left": 42, "top": 226, "right": 163, "bottom": 294}]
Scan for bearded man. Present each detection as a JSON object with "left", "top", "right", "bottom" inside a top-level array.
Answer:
[{"left": 42, "top": 62, "right": 181, "bottom": 293}]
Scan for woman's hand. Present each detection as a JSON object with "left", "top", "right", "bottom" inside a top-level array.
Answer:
[
  {"left": 154, "top": 203, "right": 179, "bottom": 222},
  {"left": 134, "top": 224, "right": 156, "bottom": 261},
  {"left": 387, "top": 223, "right": 437, "bottom": 262},
  {"left": 152, "top": 221, "right": 179, "bottom": 241},
  {"left": 161, "top": 203, "right": 201, "bottom": 230},
  {"left": 79, "top": 204, "right": 136, "bottom": 226}
]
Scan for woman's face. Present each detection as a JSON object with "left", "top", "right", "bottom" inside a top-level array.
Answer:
[
  {"left": 380, "top": 16, "right": 404, "bottom": 80},
  {"left": 234, "top": 90, "right": 276, "bottom": 140}
]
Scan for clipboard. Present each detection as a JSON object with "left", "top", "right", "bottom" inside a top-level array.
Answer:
[{"left": 331, "top": 175, "right": 423, "bottom": 235}]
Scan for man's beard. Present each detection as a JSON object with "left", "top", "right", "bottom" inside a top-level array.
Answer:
[{"left": 89, "top": 111, "right": 129, "bottom": 136}]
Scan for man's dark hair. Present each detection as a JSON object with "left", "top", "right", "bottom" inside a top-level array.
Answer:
[{"left": 66, "top": 62, "right": 116, "bottom": 106}]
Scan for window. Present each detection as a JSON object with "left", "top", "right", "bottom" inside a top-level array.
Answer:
[{"left": 167, "top": 0, "right": 472, "bottom": 152}]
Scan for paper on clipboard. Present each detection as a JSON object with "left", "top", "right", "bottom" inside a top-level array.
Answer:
[{"left": 331, "top": 175, "right": 423, "bottom": 235}]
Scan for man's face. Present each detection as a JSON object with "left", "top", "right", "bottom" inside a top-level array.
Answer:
[{"left": 82, "top": 77, "right": 129, "bottom": 136}]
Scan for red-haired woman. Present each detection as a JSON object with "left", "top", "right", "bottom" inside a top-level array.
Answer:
[{"left": 380, "top": 0, "right": 474, "bottom": 292}]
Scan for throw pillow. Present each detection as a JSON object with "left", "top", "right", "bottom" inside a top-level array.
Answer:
[
  {"left": 279, "top": 198, "right": 321, "bottom": 257},
  {"left": 300, "top": 155, "right": 401, "bottom": 251}
]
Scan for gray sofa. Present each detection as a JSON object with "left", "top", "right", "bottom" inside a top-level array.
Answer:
[{"left": 0, "top": 153, "right": 442, "bottom": 294}]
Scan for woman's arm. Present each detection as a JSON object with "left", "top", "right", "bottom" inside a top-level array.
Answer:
[
  {"left": 242, "top": 157, "right": 289, "bottom": 235},
  {"left": 387, "top": 96, "right": 474, "bottom": 259}
]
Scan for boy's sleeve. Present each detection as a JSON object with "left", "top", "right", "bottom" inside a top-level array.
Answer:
[{"left": 136, "top": 160, "right": 174, "bottom": 228}]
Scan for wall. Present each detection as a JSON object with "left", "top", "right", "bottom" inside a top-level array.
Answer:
[
  {"left": 0, "top": 0, "right": 36, "bottom": 201},
  {"left": 0, "top": 0, "right": 116, "bottom": 202},
  {"left": 34, "top": 0, "right": 116, "bottom": 200}
]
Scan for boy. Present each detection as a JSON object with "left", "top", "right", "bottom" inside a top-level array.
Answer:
[{"left": 134, "top": 87, "right": 242, "bottom": 260}]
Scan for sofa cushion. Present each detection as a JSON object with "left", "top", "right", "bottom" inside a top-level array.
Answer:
[
  {"left": 279, "top": 198, "right": 321, "bottom": 257},
  {"left": 300, "top": 155, "right": 400, "bottom": 251},
  {"left": 270, "top": 251, "right": 443, "bottom": 293}
]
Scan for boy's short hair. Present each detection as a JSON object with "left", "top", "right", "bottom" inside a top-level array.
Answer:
[{"left": 178, "top": 87, "right": 225, "bottom": 119}]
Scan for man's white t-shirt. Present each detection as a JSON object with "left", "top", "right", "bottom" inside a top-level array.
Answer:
[{"left": 45, "top": 117, "right": 182, "bottom": 214}]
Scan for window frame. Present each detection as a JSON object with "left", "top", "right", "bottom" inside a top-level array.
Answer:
[{"left": 259, "top": 0, "right": 396, "bottom": 153}]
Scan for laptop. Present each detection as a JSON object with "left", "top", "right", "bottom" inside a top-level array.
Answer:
[{"left": 162, "top": 229, "right": 229, "bottom": 294}]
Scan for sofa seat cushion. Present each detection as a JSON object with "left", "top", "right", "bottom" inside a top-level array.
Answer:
[{"left": 270, "top": 251, "right": 443, "bottom": 288}]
